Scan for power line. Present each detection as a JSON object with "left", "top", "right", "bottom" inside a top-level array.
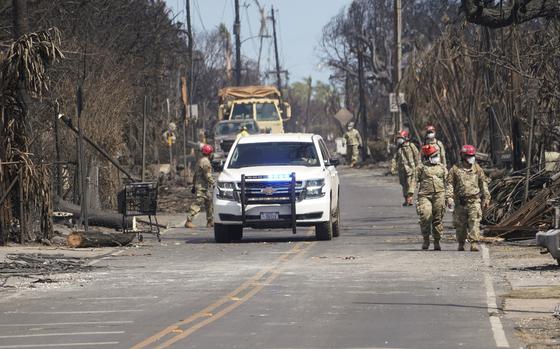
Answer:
[{"left": 193, "top": 0, "right": 207, "bottom": 32}]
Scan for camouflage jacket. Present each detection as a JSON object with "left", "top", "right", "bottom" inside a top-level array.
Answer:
[
  {"left": 193, "top": 156, "right": 214, "bottom": 190},
  {"left": 446, "top": 163, "right": 490, "bottom": 204},
  {"left": 416, "top": 163, "right": 447, "bottom": 196},
  {"left": 391, "top": 142, "right": 419, "bottom": 176},
  {"left": 344, "top": 129, "right": 362, "bottom": 146},
  {"left": 424, "top": 138, "right": 447, "bottom": 168}
]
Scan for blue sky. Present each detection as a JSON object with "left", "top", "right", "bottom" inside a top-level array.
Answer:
[{"left": 165, "top": 0, "right": 350, "bottom": 84}]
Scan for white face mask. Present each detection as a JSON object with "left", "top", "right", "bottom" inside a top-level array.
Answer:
[
  {"left": 466, "top": 156, "right": 476, "bottom": 165},
  {"left": 348, "top": 126, "right": 353, "bottom": 131},
  {"left": 396, "top": 138, "right": 405, "bottom": 145},
  {"left": 426, "top": 132, "right": 435, "bottom": 139},
  {"left": 429, "top": 155, "right": 440, "bottom": 164}
]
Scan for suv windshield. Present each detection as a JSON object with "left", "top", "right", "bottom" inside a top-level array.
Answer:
[
  {"left": 228, "top": 142, "right": 319, "bottom": 168},
  {"left": 255, "top": 103, "right": 280, "bottom": 121}
]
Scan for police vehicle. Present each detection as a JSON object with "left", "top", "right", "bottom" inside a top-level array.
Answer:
[{"left": 213, "top": 133, "right": 340, "bottom": 243}]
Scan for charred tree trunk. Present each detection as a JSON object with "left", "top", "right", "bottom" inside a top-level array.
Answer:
[{"left": 67, "top": 231, "right": 135, "bottom": 248}]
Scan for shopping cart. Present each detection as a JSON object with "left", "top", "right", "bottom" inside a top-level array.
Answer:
[{"left": 118, "top": 182, "right": 161, "bottom": 242}]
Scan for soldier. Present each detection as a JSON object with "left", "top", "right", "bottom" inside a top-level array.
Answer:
[
  {"left": 236, "top": 125, "right": 250, "bottom": 140},
  {"left": 391, "top": 130, "right": 419, "bottom": 206},
  {"left": 424, "top": 125, "right": 447, "bottom": 168},
  {"left": 344, "top": 122, "right": 362, "bottom": 167},
  {"left": 185, "top": 144, "right": 215, "bottom": 229},
  {"left": 446, "top": 145, "right": 490, "bottom": 251},
  {"left": 416, "top": 144, "right": 447, "bottom": 251}
]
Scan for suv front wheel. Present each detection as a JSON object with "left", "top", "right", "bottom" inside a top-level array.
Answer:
[{"left": 315, "top": 203, "right": 334, "bottom": 241}]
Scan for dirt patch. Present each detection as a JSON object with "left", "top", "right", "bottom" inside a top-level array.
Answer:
[
  {"left": 515, "top": 317, "right": 560, "bottom": 349},
  {"left": 506, "top": 287, "right": 560, "bottom": 299}
]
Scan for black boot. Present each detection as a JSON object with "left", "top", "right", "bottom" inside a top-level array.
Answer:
[
  {"left": 422, "top": 237, "right": 430, "bottom": 250},
  {"left": 433, "top": 240, "right": 441, "bottom": 251}
]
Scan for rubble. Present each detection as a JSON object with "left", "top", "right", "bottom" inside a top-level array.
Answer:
[
  {"left": 0, "top": 253, "right": 96, "bottom": 287},
  {"left": 483, "top": 170, "right": 560, "bottom": 239}
]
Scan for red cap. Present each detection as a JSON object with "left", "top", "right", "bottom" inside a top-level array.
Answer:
[
  {"left": 425, "top": 125, "right": 436, "bottom": 132},
  {"left": 461, "top": 144, "right": 476, "bottom": 156},
  {"left": 398, "top": 130, "right": 409, "bottom": 139},
  {"left": 201, "top": 144, "right": 214, "bottom": 155},
  {"left": 422, "top": 144, "right": 439, "bottom": 157}
]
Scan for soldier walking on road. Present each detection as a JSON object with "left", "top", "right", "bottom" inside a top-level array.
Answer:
[
  {"left": 424, "top": 125, "right": 447, "bottom": 168},
  {"left": 391, "top": 130, "right": 419, "bottom": 206},
  {"left": 446, "top": 145, "right": 490, "bottom": 251},
  {"left": 416, "top": 145, "right": 447, "bottom": 251},
  {"left": 344, "top": 122, "right": 362, "bottom": 168},
  {"left": 185, "top": 144, "right": 215, "bottom": 229}
]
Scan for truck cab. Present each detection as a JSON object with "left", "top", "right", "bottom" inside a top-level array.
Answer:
[{"left": 218, "top": 86, "right": 291, "bottom": 134}]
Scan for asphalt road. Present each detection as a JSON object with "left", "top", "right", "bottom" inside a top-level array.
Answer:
[{"left": 0, "top": 168, "right": 520, "bottom": 349}]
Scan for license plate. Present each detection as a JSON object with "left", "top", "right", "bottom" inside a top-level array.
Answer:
[{"left": 260, "top": 212, "right": 279, "bottom": 220}]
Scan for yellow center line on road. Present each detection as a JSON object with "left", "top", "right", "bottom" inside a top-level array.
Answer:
[{"left": 130, "top": 230, "right": 316, "bottom": 349}]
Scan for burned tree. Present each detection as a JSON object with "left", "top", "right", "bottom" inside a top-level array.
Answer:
[{"left": 461, "top": 0, "right": 560, "bottom": 28}]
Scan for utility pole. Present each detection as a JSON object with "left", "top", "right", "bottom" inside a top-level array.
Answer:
[
  {"left": 234, "top": 0, "right": 242, "bottom": 86},
  {"left": 393, "top": 0, "right": 403, "bottom": 132},
  {"left": 357, "top": 41, "right": 368, "bottom": 162},
  {"left": 271, "top": 6, "right": 282, "bottom": 93},
  {"left": 141, "top": 96, "right": 147, "bottom": 182},
  {"left": 185, "top": 0, "right": 195, "bottom": 163},
  {"left": 76, "top": 86, "right": 88, "bottom": 232}
]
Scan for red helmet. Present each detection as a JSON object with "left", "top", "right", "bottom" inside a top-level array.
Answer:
[
  {"left": 461, "top": 144, "right": 476, "bottom": 156},
  {"left": 422, "top": 144, "right": 439, "bottom": 157},
  {"left": 398, "top": 130, "right": 409, "bottom": 139},
  {"left": 425, "top": 125, "right": 436, "bottom": 132},
  {"left": 201, "top": 144, "right": 214, "bottom": 156}
]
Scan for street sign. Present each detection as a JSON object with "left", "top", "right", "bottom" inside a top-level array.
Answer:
[
  {"left": 389, "top": 93, "right": 405, "bottom": 112},
  {"left": 334, "top": 108, "right": 353, "bottom": 125},
  {"left": 186, "top": 104, "right": 198, "bottom": 119}
]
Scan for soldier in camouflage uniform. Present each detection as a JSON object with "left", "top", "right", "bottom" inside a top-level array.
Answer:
[
  {"left": 424, "top": 125, "right": 447, "bottom": 168},
  {"left": 391, "top": 130, "right": 419, "bottom": 206},
  {"left": 416, "top": 144, "right": 447, "bottom": 251},
  {"left": 446, "top": 145, "right": 490, "bottom": 251},
  {"left": 185, "top": 144, "right": 215, "bottom": 228},
  {"left": 344, "top": 122, "right": 362, "bottom": 167}
]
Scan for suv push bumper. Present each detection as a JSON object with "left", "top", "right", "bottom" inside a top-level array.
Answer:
[{"left": 214, "top": 199, "right": 329, "bottom": 227}]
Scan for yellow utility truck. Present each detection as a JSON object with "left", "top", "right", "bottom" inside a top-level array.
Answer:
[{"left": 218, "top": 85, "right": 291, "bottom": 134}]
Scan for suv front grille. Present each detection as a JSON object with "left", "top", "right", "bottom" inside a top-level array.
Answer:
[{"left": 237, "top": 180, "right": 304, "bottom": 204}]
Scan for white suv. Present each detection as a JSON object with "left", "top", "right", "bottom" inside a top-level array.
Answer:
[{"left": 213, "top": 133, "right": 340, "bottom": 243}]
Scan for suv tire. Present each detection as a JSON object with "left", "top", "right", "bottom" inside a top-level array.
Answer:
[
  {"left": 315, "top": 214, "right": 333, "bottom": 241},
  {"left": 230, "top": 226, "right": 243, "bottom": 241},
  {"left": 214, "top": 224, "right": 233, "bottom": 243},
  {"left": 332, "top": 202, "right": 341, "bottom": 238}
]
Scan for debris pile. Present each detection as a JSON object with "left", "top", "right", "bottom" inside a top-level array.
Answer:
[
  {"left": 0, "top": 253, "right": 94, "bottom": 286},
  {"left": 484, "top": 170, "right": 560, "bottom": 239}
]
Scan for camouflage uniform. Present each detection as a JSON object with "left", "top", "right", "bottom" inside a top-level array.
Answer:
[
  {"left": 446, "top": 163, "right": 490, "bottom": 244},
  {"left": 186, "top": 156, "right": 215, "bottom": 224},
  {"left": 416, "top": 163, "right": 447, "bottom": 242},
  {"left": 344, "top": 128, "right": 362, "bottom": 166},
  {"left": 424, "top": 138, "right": 447, "bottom": 168},
  {"left": 391, "top": 142, "right": 419, "bottom": 198}
]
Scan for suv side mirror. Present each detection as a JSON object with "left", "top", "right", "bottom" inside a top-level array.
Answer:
[
  {"left": 326, "top": 158, "right": 339, "bottom": 167},
  {"left": 212, "top": 160, "right": 224, "bottom": 172}
]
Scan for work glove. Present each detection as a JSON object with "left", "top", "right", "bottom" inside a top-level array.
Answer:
[
  {"left": 483, "top": 200, "right": 490, "bottom": 210},
  {"left": 191, "top": 186, "right": 196, "bottom": 194}
]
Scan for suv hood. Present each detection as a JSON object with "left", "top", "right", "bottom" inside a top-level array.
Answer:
[{"left": 219, "top": 166, "right": 325, "bottom": 182}]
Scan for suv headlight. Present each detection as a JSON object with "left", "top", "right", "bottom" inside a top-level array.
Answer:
[
  {"left": 217, "top": 181, "right": 236, "bottom": 200},
  {"left": 304, "top": 179, "right": 325, "bottom": 199}
]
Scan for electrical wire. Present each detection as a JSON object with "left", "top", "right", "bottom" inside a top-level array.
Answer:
[{"left": 193, "top": 0, "right": 207, "bottom": 32}]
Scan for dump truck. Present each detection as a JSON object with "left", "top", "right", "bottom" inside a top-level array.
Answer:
[{"left": 218, "top": 85, "right": 291, "bottom": 134}]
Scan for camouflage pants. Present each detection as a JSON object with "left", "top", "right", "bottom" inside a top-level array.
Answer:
[
  {"left": 416, "top": 192, "right": 446, "bottom": 241},
  {"left": 453, "top": 198, "right": 482, "bottom": 243},
  {"left": 398, "top": 171, "right": 416, "bottom": 197},
  {"left": 186, "top": 188, "right": 213, "bottom": 223},
  {"left": 347, "top": 145, "right": 360, "bottom": 165}
]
